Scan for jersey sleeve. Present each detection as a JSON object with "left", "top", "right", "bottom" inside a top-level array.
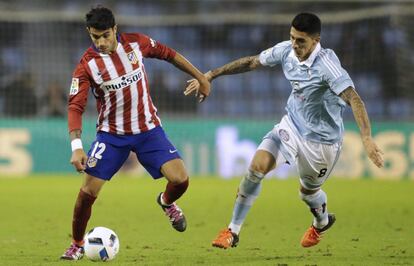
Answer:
[
  {"left": 319, "top": 49, "right": 355, "bottom": 95},
  {"left": 68, "top": 62, "right": 90, "bottom": 132},
  {"left": 259, "top": 41, "right": 291, "bottom": 67},
  {"left": 137, "top": 33, "right": 176, "bottom": 61}
]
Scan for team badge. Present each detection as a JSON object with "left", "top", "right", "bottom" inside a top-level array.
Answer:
[
  {"left": 279, "top": 129, "right": 290, "bottom": 142},
  {"left": 127, "top": 51, "right": 138, "bottom": 65},
  {"left": 69, "top": 78, "right": 79, "bottom": 95},
  {"left": 87, "top": 157, "right": 98, "bottom": 168}
]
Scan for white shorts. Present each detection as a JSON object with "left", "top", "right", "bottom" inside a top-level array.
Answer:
[{"left": 257, "top": 115, "right": 342, "bottom": 190}]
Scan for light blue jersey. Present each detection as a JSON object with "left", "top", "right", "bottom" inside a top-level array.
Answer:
[{"left": 259, "top": 41, "right": 354, "bottom": 144}]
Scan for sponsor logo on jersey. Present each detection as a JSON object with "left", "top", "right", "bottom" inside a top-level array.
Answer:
[
  {"left": 127, "top": 51, "right": 138, "bottom": 65},
  {"left": 101, "top": 68, "right": 143, "bottom": 92},
  {"left": 70, "top": 78, "right": 79, "bottom": 95}
]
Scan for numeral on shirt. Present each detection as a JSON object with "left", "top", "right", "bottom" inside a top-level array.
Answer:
[
  {"left": 318, "top": 168, "right": 328, "bottom": 178},
  {"left": 91, "top": 142, "right": 106, "bottom": 159}
]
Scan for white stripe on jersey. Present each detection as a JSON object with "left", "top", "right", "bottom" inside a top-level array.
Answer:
[
  {"left": 118, "top": 45, "right": 140, "bottom": 134},
  {"left": 319, "top": 51, "right": 341, "bottom": 79},
  {"left": 132, "top": 42, "right": 156, "bottom": 131},
  {"left": 88, "top": 60, "right": 104, "bottom": 84},
  {"left": 102, "top": 56, "right": 125, "bottom": 134},
  {"left": 88, "top": 59, "right": 110, "bottom": 132}
]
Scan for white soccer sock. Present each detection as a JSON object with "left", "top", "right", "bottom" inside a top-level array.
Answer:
[
  {"left": 300, "top": 189, "right": 329, "bottom": 229},
  {"left": 228, "top": 169, "right": 264, "bottom": 235}
]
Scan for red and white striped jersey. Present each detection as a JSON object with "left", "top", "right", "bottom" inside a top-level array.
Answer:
[{"left": 68, "top": 33, "right": 176, "bottom": 135}]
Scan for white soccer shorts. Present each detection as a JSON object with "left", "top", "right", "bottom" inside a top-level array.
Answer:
[{"left": 257, "top": 115, "right": 342, "bottom": 190}]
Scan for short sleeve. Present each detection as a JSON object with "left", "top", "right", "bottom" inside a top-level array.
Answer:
[
  {"left": 137, "top": 33, "right": 176, "bottom": 60},
  {"left": 259, "top": 41, "right": 291, "bottom": 67},
  {"left": 319, "top": 49, "right": 355, "bottom": 95}
]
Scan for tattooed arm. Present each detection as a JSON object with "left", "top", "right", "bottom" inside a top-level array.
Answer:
[
  {"left": 184, "top": 55, "right": 262, "bottom": 97},
  {"left": 205, "top": 55, "right": 262, "bottom": 81},
  {"left": 340, "top": 87, "right": 384, "bottom": 168}
]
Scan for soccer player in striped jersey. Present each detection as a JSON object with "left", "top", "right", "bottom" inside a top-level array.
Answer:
[
  {"left": 61, "top": 6, "right": 210, "bottom": 260},
  {"left": 186, "top": 12, "right": 384, "bottom": 249}
]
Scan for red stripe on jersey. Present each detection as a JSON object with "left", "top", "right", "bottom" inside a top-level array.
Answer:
[
  {"left": 122, "top": 88, "right": 132, "bottom": 134},
  {"left": 111, "top": 53, "right": 133, "bottom": 134},
  {"left": 124, "top": 42, "right": 148, "bottom": 133},
  {"left": 93, "top": 58, "right": 113, "bottom": 130},
  {"left": 108, "top": 91, "right": 117, "bottom": 134},
  {"left": 142, "top": 66, "right": 160, "bottom": 127},
  {"left": 94, "top": 57, "right": 111, "bottom": 82},
  {"left": 137, "top": 79, "right": 148, "bottom": 132}
]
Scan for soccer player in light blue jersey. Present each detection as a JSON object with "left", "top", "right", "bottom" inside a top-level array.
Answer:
[{"left": 186, "top": 12, "right": 384, "bottom": 249}]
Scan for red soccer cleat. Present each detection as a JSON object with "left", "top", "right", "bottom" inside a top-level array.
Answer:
[{"left": 301, "top": 213, "right": 336, "bottom": 248}]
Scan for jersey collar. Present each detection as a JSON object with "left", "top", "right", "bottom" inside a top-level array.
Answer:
[{"left": 288, "top": 42, "right": 321, "bottom": 67}]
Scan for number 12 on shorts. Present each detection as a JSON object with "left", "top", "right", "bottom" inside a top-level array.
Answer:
[{"left": 91, "top": 142, "right": 106, "bottom": 159}]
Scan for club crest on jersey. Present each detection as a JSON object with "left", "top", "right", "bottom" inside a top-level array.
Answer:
[
  {"left": 127, "top": 51, "right": 138, "bottom": 65},
  {"left": 70, "top": 78, "right": 79, "bottom": 95},
  {"left": 278, "top": 129, "right": 290, "bottom": 142},
  {"left": 87, "top": 157, "right": 98, "bottom": 168}
]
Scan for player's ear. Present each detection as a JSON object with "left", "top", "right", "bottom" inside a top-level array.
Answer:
[
  {"left": 313, "top": 34, "right": 320, "bottom": 43},
  {"left": 113, "top": 25, "right": 118, "bottom": 35}
]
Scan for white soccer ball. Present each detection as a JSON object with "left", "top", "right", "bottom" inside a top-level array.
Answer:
[{"left": 84, "top": 227, "right": 120, "bottom": 261}]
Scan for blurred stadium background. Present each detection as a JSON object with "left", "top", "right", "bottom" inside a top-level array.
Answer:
[{"left": 0, "top": 0, "right": 413, "bottom": 180}]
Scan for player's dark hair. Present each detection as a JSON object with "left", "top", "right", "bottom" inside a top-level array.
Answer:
[
  {"left": 291, "top": 13, "right": 321, "bottom": 35},
  {"left": 86, "top": 5, "right": 115, "bottom": 30}
]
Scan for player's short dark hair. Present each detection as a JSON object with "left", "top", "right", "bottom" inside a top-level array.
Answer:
[
  {"left": 291, "top": 13, "right": 321, "bottom": 35},
  {"left": 86, "top": 5, "right": 115, "bottom": 30}
]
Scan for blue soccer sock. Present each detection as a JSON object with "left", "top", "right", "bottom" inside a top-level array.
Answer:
[
  {"left": 300, "top": 189, "right": 329, "bottom": 229},
  {"left": 228, "top": 169, "right": 264, "bottom": 235}
]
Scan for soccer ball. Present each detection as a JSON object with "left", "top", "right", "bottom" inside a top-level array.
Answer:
[{"left": 84, "top": 227, "right": 120, "bottom": 261}]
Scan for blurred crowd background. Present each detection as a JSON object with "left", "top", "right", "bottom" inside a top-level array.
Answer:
[{"left": 0, "top": 0, "right": 413, "bottom": 121}]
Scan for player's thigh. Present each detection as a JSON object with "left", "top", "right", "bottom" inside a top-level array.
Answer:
[
  {"left": 297, "top": 142, "right": 341, "bottom": 190},
  {"left": 160, "top": 158, "right": 188, "bottom": 184},
  {"left": 133, "top": 126, "right": 182, "bottom": 180},
  {"left": 81, "top": 173, "right": 106, "bottom": 197},
  {"left": 85, "top": 133, "right": 131, "bottom": 181}
]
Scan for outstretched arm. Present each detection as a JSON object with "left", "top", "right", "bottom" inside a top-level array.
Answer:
[
  {"left": 184, "top": 55, "right": 262, "bottom": 97},
  {"left": 205, "top": 55, "right": 262, "bottom": 81},
  {"left": 340, "top": 87, "right": 384, "bottom": 168},
  {"left": 170, "top": 52, "right": 210, "bottom": 102}
]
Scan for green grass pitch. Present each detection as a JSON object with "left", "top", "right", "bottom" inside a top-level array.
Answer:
[{"left": 0, "top": 175, "right": 413, "bottom": 265}]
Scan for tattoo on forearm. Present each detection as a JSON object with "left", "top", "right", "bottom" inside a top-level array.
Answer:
[{"left": 211, "top": 56, "right": 259, "bottom": 78}]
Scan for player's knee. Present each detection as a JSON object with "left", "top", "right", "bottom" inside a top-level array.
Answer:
[
  {"left": 246, "top": 169, "right": 265, "bottom": 183},
  {"left": 167, "top": 173, "right": 188, "bottom": 185},
  {"left": 300, "top": 185, "right": 320, "bottom": 195},
  {"left": 81, "top": 186, "right": 100, "bottom": 198},
  {"left": 249, "top": 161, "right": 271, "bottom": 176}
]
